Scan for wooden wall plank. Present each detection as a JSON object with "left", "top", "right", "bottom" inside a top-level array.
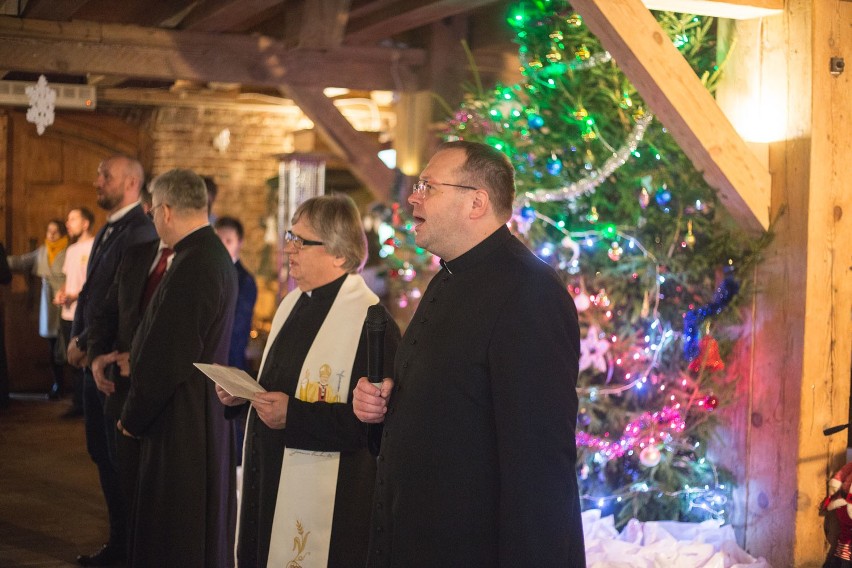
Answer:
[
  {"left": 570, "top": 0, "right": 771, "bottom": 234},
  {"left": 736, "top": 0, "right": 852, "bottom": 566},
  {"left": 792, "top": 0, "right": 852, "bottom": 563}
]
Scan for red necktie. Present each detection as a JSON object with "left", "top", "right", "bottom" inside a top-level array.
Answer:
[{"left": 140, "top": 248, "right": 173, "bottom": 310}]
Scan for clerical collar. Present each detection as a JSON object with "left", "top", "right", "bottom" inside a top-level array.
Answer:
[
  {"left": 441, "top": 225, "right": 513, "bottom": 275},
  {"left": 304, "top": 273, "right": 347, "bottom": 301}
]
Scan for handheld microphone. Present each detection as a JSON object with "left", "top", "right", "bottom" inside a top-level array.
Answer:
[{"left": 366, "top": 304, "right": 388, "bottom": 386}]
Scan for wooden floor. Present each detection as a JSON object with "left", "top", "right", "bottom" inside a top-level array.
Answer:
[{"left": 0, "top": 395, "right": 109, "bottom": 568}]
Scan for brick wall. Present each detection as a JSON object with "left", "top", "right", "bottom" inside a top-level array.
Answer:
[{"left": 149, "top": 105, "right": 302, "bottom": 323}]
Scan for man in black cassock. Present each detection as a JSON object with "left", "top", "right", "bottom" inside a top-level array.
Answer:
[
  {"left": 86, "top": 235, "right": 160, "bottom": 552},
  {"left": 354, "top": 141, "right": 586, "bottom": 567},
  {"left": 117, "top": 168, "right": 237, "bottom": 568},
  {"left": 217, "top": 194, "right": 399, "bottom": 568}
]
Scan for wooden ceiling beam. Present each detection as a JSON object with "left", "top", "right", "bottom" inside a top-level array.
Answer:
[
  {"left": 345, "top": 0, "right": 499, "bottom": 44},
  {"left": 571, "top": 0, "right": 770, "bottom": 233},
  {"left": 642, "top": 0, "right": 783, "bottom": 19},
  {"left": 70, "top": 0, "right": 198, "bottom": 28},
  {"left": 0, "top": 16, "right": 425, "bottom": 91},
  {"left": 86, "top": 74, "right": 127, "bottom": 87},
  {"left": 298, "top": 0, "right": 351, "bottom": 49},
  {"left": 178, "top": 0, "right": 285, "bottom": 32},
  {"left": 281, "top": 85, "right": 394, "bottom": 202},
  {"left": 21, "top": 0, "right": 90, "bottom": 20}
]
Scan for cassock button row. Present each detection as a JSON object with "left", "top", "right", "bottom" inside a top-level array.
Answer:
[{"left": 409, "top": 338, "right": 417, "bottom": 345}]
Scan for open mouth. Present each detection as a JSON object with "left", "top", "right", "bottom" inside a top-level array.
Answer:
[{"left": 412, "top": 215, "right": 425, "bottom": 229}]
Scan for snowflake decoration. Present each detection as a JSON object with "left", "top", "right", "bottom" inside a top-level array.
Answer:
[
  {"left": 579, "top": 324, "right": 610, "bottom": 373},
  {"left": 25, "top": 75, "right": 56, "bottom": 136}
]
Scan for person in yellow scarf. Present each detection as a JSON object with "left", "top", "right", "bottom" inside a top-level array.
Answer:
[{"left": 8, "top": 219, "right": 68, "bottom": 399}]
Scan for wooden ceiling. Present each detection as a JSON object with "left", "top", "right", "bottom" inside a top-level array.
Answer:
[
  {"left": 0, "top": 0, "right": 779, "bottom": 216},
  {"left": 0, "top": 0, "right": 513, "bottom": 201},
  {"left": 0, "top": 0, "right": 505, "bottom": 92}
]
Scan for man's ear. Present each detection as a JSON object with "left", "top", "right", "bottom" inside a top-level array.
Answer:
[
  {"left": 469, "top": 189, "right": 491, "bottom": 220},
  {"left": 333, "top": 255, "right": 346, "bottom": 268}
]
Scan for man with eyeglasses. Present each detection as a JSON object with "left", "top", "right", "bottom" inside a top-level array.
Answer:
[
  {"left": 118, "top": 168, "right": 238, "bottom": 567},
  {"left": 217, "top": 194, "right": 400, "bottom": 568},
  {"left": 354, "top": 141, "right": 585, "bottom": 567}
]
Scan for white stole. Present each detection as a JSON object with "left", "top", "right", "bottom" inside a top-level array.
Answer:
[{"left": 235, "top": 274, "right": 377, "bottom": 568}]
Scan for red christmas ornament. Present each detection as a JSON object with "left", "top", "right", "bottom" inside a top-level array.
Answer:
[
  {"left": 704, "top": 394, "right": 719, "bottom": 410},
  {"left": 688, "top": 336, "right": 725, "bottom": 373}
]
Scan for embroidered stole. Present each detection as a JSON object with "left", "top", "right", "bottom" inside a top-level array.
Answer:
[{"left": 237, "top": 274, "right": 377, "bottom": 568}]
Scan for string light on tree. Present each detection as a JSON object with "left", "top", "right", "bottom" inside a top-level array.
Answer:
[{"left": 430, "top": 0, "right": 772, "bottom": 527}]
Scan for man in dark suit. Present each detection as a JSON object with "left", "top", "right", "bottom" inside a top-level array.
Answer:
[
  {"left": 86, "top": 236, "right": 161, "bottom": 555},
  {"left": 66, "top": 155, "right": 157, "bottom": 566},
  {"left": 214, "top": 216, "right": 257, "bottom": 465},
  {"left": 354, "top": 141, "right": 585, "bottom": 567},
  {"left": 117, "top": 168, "right": 237, "bottom": 568},
  {"left": 214, "top": 216, "right": 257, "bottom": 372}
]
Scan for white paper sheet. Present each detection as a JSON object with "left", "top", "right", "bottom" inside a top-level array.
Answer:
[{"left": 194, "top": 363, "right": 266, "bottom": 401}]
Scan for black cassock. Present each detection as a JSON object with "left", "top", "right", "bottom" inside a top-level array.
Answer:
[
  {"left": 368, "top": 225, "right": 586, "bottom": 568},
  {"left": 237, "top": 274, "right": 399, "bottom": 568},
  {"left": 122, "top": 226, "right": 238, "bottom": 568}
]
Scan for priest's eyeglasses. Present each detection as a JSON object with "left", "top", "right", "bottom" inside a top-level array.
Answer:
[
  {"left": 412, "top": 179, "right": 478, "bottom": 197},
  {"left": 284, "top": 230, "right": 324, "bottom": 250}
]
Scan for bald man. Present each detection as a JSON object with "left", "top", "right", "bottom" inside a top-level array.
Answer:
[{"left": 69, "top": 155, "right": 157, "bottom": 567}]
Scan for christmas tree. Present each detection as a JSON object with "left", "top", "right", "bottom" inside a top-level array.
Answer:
[{"left": 376, "top": 0, "right": 768, "bottom": 527}]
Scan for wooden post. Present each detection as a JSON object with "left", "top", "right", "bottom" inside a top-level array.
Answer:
[{"left": 742, "top": 0, "right": 852, "bottom": 565}]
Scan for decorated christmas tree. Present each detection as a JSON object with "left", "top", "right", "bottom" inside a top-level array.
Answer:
[{"left": 376, "top": 0, "right": 769, "bottom": 527}]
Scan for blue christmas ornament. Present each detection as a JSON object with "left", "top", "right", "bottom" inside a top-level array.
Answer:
[
  {"left": 655, "top": 186, "right": 672, "bottom": 206},
  {"left": 546, "top": 155, "right": 563, "bottom": 175},
  {"left": 528, "top": 113, "right": 545, "bottom": 129},
  {"left": 519, "top": 206, "right": 536, "bottom": 222}
]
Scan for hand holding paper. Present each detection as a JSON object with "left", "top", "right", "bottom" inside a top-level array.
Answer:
[{"left": 194, "top": 363, "right": 267, "bottom": 402}]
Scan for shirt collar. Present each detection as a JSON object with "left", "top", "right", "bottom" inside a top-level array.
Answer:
[
  {"left": 107, "top": 201, "right": 141, "bottom": 223},
  {"left": 441, "top": 225, "right": 513, "bottom": 275}
]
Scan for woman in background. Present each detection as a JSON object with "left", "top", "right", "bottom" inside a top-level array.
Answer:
[{"left": 8, "top": 219, "right": 68, "bottom": 399}]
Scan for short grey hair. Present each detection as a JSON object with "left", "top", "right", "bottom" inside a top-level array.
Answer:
[
  {"left": 292, "top": 194, "right": 367, "bottom": 273},
  {"left": 150, "top": 169, "right": 208, "bottom": 212}
]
